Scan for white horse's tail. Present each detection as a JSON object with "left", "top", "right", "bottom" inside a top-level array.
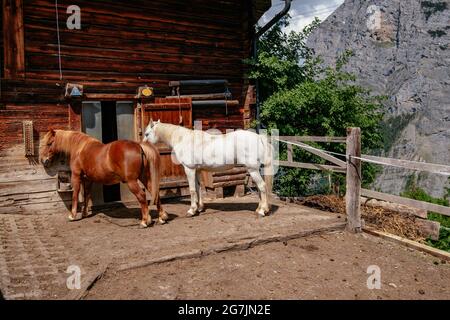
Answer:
[{"left": 260, "top": 136, "right": 274, "bottom": 204}]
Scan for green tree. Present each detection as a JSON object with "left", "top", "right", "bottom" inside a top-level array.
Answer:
[
  {"left": 248, "top": 18, "right": 384, "bottom": 196},
  {"left": 248, "top": 17, "right": 321, "bottom": 102}
]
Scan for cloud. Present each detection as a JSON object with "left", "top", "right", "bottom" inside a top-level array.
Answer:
[{"left": 259, "top": 0, "right": 345, "bottom": 33}]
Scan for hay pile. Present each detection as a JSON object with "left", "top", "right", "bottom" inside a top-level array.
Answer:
[{"left": 299, "top": 195, "right": 426, "bottom": 241}]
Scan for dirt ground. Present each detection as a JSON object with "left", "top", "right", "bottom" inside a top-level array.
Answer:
[
  {"left": 1, "top": 194, "right": 449, "bottom": 300},
  {"left": 86, "top": 232, "right": 450, "bottom": 300}
]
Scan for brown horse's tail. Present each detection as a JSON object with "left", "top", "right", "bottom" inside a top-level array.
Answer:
[{"left": 139, "top": 142, "right": 161, "bottom": 206}]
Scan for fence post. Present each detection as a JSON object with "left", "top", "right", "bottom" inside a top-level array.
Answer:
[
  {"left": 345, "top": 127, "right": 362, "bottom": 233},
  {"left": 287, "top": 144, "right": 293, "bottom": 163}
]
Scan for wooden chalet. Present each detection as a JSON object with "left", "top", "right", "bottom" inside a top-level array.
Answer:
[{"left": 0, "top": 0, "right": 271, "bottom": 213}]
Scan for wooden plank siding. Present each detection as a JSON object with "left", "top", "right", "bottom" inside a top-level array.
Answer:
[
  {"left": 0, "top": 1, "right": 4, "bottom": 84},
  {"left": 0, "top": 0, "right": 266, "bottom": 214},
  {"left": 2, "top": 0, "right": 25, "bottom": 79},
  {"left": 20, "top": 0, "right": 251, "bottom": 99}
]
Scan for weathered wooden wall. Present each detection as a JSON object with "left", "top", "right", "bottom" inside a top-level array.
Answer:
[
  {"left": 22, "top": 0, "right": 250, "bottom": 100},
  {"left": 0, "top": 103, "right": 71, "bottom": 214},
  {"left": 0, "top": 0, "right": 265, "bottom": 214}
]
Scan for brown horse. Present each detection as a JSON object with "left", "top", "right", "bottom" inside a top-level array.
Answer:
[{"left": 39, "top": 129, "right": 168, "bottom": 227}]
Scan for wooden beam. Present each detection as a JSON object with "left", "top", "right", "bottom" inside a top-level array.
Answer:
[
  {"left": 212, "top": 167, "right": 247, "bottom": 177},
  {"left": 169, "top": 79, "right": 228, "bottom": 87},
  {"left": 192, "top": 100, "right": 239, "bottom": 107},
  {"left": 83, "top": 93, "right": 136, "bottom": 101},
  {"left": 361, "top": 188, "right": 450, "bottom": 217},
  {"left": 276, "top": 160, "right": 346, "bottom": 173},
  {"left": 213, "top": 180, "right": 245, "bottom": 188},
  {"left": 143, "top": 103, "right": 192, "bottom": 111},
  {"left": 166, "top": 93, "right": 232, "bottom": 100},
  {"left": 3, "top": 0, "right": 25, "bottom": 79},
  {"left": 361, "top": 196, "right": 427, "bottom": 219},
  {"left": 287, "top": 144, "right": 293, "bottom": 162},
  {"left": 415, "top": 219, "right": 440, "bottom": 241},
  {"left": 160, "top": 179, "right": 188, "bottom": 189},
  {"left": 278, "top": 136, "right": 347, "bottom": 143},
  {"left": 345, "top": 127, "right": 362, "bottom": 233},
  {"left": 283, "top": 140, "right": 347, "bottom": 168},
  {"left": 213, "top": 173, "right": 247, "bottom": 183},
  {"left": 363, "top": 227, "right": 450, "bottom": 262},
  {"left": 362, "top": 154, "right": 450, "bottom": 176}
]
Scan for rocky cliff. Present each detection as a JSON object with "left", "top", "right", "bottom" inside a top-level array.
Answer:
[{"left": 307, "top": 0, "right": 450, "bottom": 197}]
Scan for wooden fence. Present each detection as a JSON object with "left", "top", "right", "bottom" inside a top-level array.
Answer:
[{"left": 275, "top": 127, "right": 450, "bottom": 233}]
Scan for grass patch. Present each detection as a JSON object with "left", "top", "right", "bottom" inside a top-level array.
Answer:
[
  {"left": 427, "top": 228, "right": 450, "bottom": 252},
  {"left": 401, "top": 176, "right": 450, "bottom": 252}
]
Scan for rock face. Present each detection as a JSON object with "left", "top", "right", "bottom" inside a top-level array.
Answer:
[{"left": 307, "top": 0, "right": 450, "bottom": 197}]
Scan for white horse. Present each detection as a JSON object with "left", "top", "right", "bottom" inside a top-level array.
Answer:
[{"left": 143, "top": 120, "right": 274, "bottom": 217}]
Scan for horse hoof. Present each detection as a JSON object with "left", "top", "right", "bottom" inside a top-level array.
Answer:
[
  {"left": 140, "top": 221, "right": 149, "bottom": 228},
  {"left": 187, "top": 209, "right": 197, "bottom": 217},
  {"left": 160, "top": 212, "right": 169, "bottom": 221},
  {"left": 68, "top": 213, "right": 82, "bottom": 222},
  {"left": 157, "top": 217, "right": 166, "bottom": 225},
  {"left": 198, "top": 206, "right": 205, "bottom": 213},
  {"left": 256, "top": 210, "right": 266, "bottom": 217}
]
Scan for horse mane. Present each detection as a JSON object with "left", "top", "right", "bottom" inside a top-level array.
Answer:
[
  {"left": 52, "top": 130, "right": 100, "bottom": 155},
  {"left": 155, "top": 122, "right": 191, "bottom": 144}
]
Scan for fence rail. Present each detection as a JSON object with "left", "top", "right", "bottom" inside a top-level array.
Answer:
[
  {"left": 275, "top": 160, "right": 346, "bottom": 173},
  {"left": 361, "top": 189, "right": 450, "bottom": 217},
  {"left": 361, "top": 155, "right": 450, "bottom": 176},
  {"left": 278, "top": 136, "right": 347, "bottom": 143},
  {"left": 275, "top": 128, "right": 450, "bottom": 233}
]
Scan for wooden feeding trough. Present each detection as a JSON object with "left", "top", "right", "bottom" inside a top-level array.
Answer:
[{"left": 57, "top": 171, "right": 73, "bottom": 193}]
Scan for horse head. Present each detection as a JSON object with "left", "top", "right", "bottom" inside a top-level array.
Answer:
[
  {"left": 39, "top": 129, "right": 57, "bottom": 167},
  {"left": 143, "top": 119, "right": 161, "bottom": 144}
]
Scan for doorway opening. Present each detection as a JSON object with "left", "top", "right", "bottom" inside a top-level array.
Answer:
[
  {"left": 82, "top": 101, "right": 135, "bottom": 204},
  {"left": 101, "top": 101, "right": 120, "bottom": 202}
]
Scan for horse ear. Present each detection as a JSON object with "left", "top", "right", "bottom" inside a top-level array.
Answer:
[
  {"left": 149, "top": 118, "right": 154, "bottom": 127},
  {"left": 49, "top": 128, "right": 56, "bottom": 136},
  {"left": 157, "top": 119, "right": 161, "bottom": 123}
]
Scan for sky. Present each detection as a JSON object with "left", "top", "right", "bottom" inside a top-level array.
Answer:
[{"left": 259, "top": 0, "right": 345, "bottom": 33}]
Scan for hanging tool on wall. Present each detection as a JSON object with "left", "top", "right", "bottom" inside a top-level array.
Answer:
[
  {"left": 224, "top": 86, "right": 231, "bottom": 116},
  {"left": 23, "top": 120, "right": 34, "bottom": 157}
]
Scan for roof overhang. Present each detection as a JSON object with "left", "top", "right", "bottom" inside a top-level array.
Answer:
[{"left": 254, "top": 0, "right": 272, "bottom": 21}]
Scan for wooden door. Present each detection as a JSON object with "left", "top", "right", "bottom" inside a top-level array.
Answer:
[
  {"left": 116, "top": 101, "right": 136, "bottom": 202},
  {"left": 81, "top": 101, "right": 104, "bottom": 205},
  {"left": 140, "top": 97, "right": 192, "bottom": 190}
]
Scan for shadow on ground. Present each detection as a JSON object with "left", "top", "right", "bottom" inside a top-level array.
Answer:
[{"left": 86, "top": 197, "right": 280, "bottom": 222}]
